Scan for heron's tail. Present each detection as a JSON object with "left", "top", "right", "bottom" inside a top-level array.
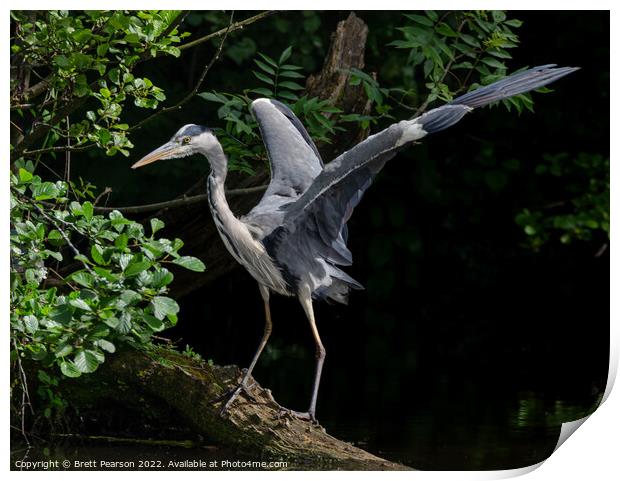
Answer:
[
  {"left": 417, "top": 64, "right": 579, "bottom": 134},
  {"left": 450, "top": 64, "right": 579, "bottom": 109}
]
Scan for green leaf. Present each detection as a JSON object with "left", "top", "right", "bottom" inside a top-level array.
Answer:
[
  {"left": 70, "top": 271, "right": 95, "bottom": 288},
  {"left": 31, "top": 182, "right": 59, "bottom": 200},
  {"left": 144, "top": 315, "right": 165, "bottom": 332},
  {"left": 69, "top": 298, "right": 92, "bottom": 311},
  {"left": 280, "top": 64, "right": 304, "bottom": 70},
  {"left": 60, "top": 361, "right": 82, "bottom": 378},
  {"left": 97, "top": 44, "right": 109, "bottom": 57},
  {"left": 54, "top": 55, "right": 70, "bottom": 68},
  {"left": 47, "top": 229, "right": 64, "bottom": 246},
  {"left": 435, "top": 22, "right": 458, "bottom": 38},
  {"left": 278, "top": 81, "right": 304, "bottom": 91},
  {"left": 257, "top": 52, "right": 278, "bottom": 67},
  {"left": 150, "top": 218, "right": 165, "bottom": 235},
  {"left": 425, "top": 10, "right": 439, "bottom": 22},
  {"left": 152, "top": 269, "right": 174, "bottom": 288},
  {"left": 254, "top": 59, "right": 276, "bottom": 75},
  {"left": 23, "top": 315, "right": 39, "bottom": 333},
  {"left": 492, "top": 11, "right": 507, "bottom": 22},
  {"left": 250, "top": 87, "right": 274, "bottom": 96},
  {"left": 171, "top": 256, "right": 206, "bottom": 272},
  {"left": 82, "top": 201, "right": 94, "bottom": 221},
  {"left": 481, "top": 57, "right": 507, "bottom": 70},
  {"left": 95, "top": 339, "right": 116, "bottom": 353},
  {"left": 278, "top": 91, "right": 299, "bottom": 101},
  {"left": 404, "top": 14, "right": 434, "bottom": 27},
  {"left": 102, "top": 316, "right": 120, "bottom": 329},
  {"left": 93, "top": 266, "right": 118, "bottom": 281},
  {"left": 253, "top": 71, "right": 274, "bottom": 85},
  {"left": 18, "top": 168, "right": 33, "bottom": 183},
  {"left": 91, "top": 244, "right": 110, "bottom": 265},
  {"left": 151, "top": 296, "right": 179, "bottom": 321},
  {"left": 279, "top": 70, "right": 305, "bottom": 79},
  {"left": 124, "top": 260, "right": 151, "bottom": 277},
  {"left": 279, "top": 46, "right": 293, "bottom": 64},
  {"left": 114, "top": 233, "right": 128, "bottom": 250},
  {"left": 504, "top": 19, "right": 523, "bottom": 28},
  {"left": 74, "top": 350, "right": 100, "bottom": 373},
  {"left": 55, "top": 344, "right": 74, "bottom": 358}
]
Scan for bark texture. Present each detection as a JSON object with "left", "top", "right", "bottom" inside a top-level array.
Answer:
[{"left": 63, "top": 347, "right": 408, "bottom": 470}]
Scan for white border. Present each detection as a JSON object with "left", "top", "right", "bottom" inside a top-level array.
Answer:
[{"left": 4, "top": 2, "right": 616, "bottom": 479}]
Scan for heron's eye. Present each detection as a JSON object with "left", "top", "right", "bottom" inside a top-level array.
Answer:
[{"left": 182, "top": 136, "right": 191, "bottom": 144}]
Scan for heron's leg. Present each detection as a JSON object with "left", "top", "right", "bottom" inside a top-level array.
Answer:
[
  {"left": 292, "top": 289, "right": 326, "bottom": 422},
  {"left": 220, "top": 284, "right": 272, "bottom": 414},
  {"left": 240, "top": 284, "right": 272, "bottom": 385}
]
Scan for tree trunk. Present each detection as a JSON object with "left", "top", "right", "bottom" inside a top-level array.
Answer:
[{"left": 61, "top": 347, "right": 408, "bottom": 470}]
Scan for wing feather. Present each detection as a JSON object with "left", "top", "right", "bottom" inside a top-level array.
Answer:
[
  {"left": 264, "top": 65, "right": 578, "bottom": 282},
  {"left": 242, "top": 98, "right": 324, "bottom": 235}
]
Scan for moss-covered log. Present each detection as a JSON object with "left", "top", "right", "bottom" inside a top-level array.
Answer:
[{"left": 63, "top": 347, "right": 407, "bottom": 470}]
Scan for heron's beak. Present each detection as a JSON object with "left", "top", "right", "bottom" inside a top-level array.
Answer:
[{"left": 131, "top": 142, "right": 180, "bottom": 169}]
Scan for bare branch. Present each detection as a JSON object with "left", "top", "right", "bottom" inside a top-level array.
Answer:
[
  {"left": 20, "top": 75, "right": 51, "bottom": 102},
  {"left": 130, "top": 11, "right": 235, "bottom": 132},
  {"left": 178, "top": 11, "right": 276, "bottom": 52},
  {"left": 93, "top": 187, "right": 113, "bottom": 206},
  {"left": 92, "top": 185, "right": 268, "bottom": 214},
  {"left": 22, "top": 144, "right": 96, "bottom": 156}
]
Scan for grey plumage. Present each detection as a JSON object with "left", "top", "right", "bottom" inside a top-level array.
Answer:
[{"left": 131, "top": 64, "right": 578, "bottom": 421}]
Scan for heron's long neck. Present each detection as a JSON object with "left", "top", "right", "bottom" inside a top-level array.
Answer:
[
  {"left": 204, "top": 147, "right": 247, "bottom": 263},
  {"left": 205, "top": 144, "right": 233, "bottom": 223}
]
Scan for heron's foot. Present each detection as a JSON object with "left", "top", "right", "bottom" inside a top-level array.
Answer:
[
  {"left": 212, "top": 371, "right": 257, "bottom": 416},
  {"left": 277, "top": 407, "right": 320, "bottom": 426}
]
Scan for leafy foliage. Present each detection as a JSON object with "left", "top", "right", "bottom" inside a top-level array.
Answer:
[
  {"left": 10, "top": 168, "right": 204, "bottom": 387},
  {"left": 387, "top": 11, "right": 534, "bottom": 112},
  {"left": 11, "top": 10, "right": 188, "bottom": 157},
  {"left": 198, "top": 47, "right": 342, "bottom": 172},
  {"left": 515, "top": 153, "right": 609, "bottom": 249}
]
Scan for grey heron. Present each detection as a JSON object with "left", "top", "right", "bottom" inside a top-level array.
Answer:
[{"left": 131, "top": 64, "right": 577, "bottom": 422}]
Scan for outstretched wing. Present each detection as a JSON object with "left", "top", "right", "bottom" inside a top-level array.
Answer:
[
  {"left": 242, "top": 99, "right": 323, "bottom": 235},
  {"left": 264, "top": 65, "right": 578, "bottom": 279}
]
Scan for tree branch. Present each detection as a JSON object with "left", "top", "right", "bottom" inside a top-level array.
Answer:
[
  {"left": 130, "top": 11, "right": 235, "bottom": 132},
  {"left": 27, "top": 199, "right": 95, "bottom": 274},
  {"left": 92, "top": 185, "right": 268, "bottom": 214},
  {"left": 413, "top": 17, "right": 467, "bottom": 117},
  {"left": 22, "top": 144, "right": 96, "bottom": 157},
  {"left": 178, "top": 11, "right": 277, "bottom": 52},
  {"left": 19, "top": 75, "right": 51, "bottom": 102}
]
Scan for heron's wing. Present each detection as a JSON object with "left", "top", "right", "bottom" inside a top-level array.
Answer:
[
  {"left": 263, "top": 65, "right": 578, "bottom": 270},
  {"left": 242, "top": 99, "right": 324, "bottom": 233}
]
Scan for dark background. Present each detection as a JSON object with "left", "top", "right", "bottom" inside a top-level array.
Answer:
[{"left": 70, "top": 11, "right": 609, "bottom": 469}]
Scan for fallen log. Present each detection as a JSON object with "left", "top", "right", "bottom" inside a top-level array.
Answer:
[{"left": 62, "top": 347, "right": 408, "bottom": 470}]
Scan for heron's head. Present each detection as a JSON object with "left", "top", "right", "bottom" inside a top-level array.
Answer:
[{"left": 131, "top": 124, "right": 217, "bottom": 169}]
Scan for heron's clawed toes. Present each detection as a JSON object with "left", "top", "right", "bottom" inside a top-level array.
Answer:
[
  {"left": 277, "top": 407, "right": 321, "bottom": 427},
  {"left": 212, "top": 373, "right": 257, "bottom": 416}
]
